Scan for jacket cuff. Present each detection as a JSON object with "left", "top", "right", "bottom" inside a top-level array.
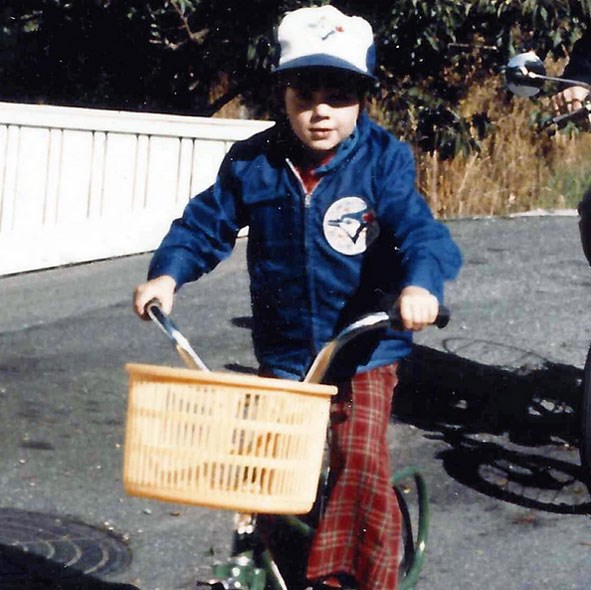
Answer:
[
  {"left": 147, "top": 251, "right": 204, "bottom": 288},
  {"left": 400, "top": 261, "right": 443, "bottom": 302}
]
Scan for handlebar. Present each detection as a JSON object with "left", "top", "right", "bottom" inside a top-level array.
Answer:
[
  {"left": 504, "top": 53, "right": 591, "bottom": 128},
  {"left": 146, "top": 300, "right": 210, "bottom": 371},
  {"left": 547, "top": 100, "right": 591, "bottom": 127},
  {"left": 389, "top": 304, "right": 450, "bottom": 331},
  {"left": 303, "top": 305, "right": 450, "bottom": 383},
  {"left": 145, "top": 298, "right": 450, "bottom": 383}
]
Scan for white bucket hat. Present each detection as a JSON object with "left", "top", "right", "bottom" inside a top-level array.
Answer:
[{"left": 273, "top": 5, "right": 376, "bottom": 79}]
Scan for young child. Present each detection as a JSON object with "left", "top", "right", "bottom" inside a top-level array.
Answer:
[{"left": 133, "top": 6, "right": 462, "bottom": 590}]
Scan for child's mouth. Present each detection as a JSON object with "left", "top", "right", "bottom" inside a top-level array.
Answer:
[{"left": 310, "top": 129, "right": 332, "bottom": 138}]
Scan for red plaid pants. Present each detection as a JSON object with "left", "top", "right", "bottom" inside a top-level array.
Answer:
[{"left": 306, "top": 363, "right": 401, "bottom": 590}]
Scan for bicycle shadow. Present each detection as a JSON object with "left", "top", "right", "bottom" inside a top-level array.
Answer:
[
  {"left": 396, "top": 343, "right": 591, "bottom": 514},
  {"left": 227, "top": 315, "right": 591, "bottom": 513},
  {"left": 0, "top": 541, "right": 137, "bottom": 589}
]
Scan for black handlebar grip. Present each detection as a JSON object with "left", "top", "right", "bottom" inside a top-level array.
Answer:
[
  {"left": 387, "top": 304, "right": 450, "bottom": 330},
  {"left": 549, "top": 104, "right": 591, "bottom": 127},
  {"left": 146, "top": 298, "right": 165, "bottom": 321},
  {"left": 434, "top": 305, "right": 450, "bottom": 328}
]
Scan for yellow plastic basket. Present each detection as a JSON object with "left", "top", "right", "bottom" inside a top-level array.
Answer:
[{"left": 123, "top": 363, "right": 337, "bottom": 514}]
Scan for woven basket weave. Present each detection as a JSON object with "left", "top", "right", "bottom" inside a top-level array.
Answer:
[{"left": 123, "top": 363, "right": 337, "bottom": 514}]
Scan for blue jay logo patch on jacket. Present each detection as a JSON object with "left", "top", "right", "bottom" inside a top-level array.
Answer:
[{"left": 323, "top": 196, "right": 380, "bottom": 255}]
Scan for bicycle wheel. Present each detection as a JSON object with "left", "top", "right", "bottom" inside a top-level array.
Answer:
[{"left": 579, "top": 343, "right": 591, "bottom": 489}]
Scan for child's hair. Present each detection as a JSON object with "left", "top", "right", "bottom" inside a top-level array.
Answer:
[{"left": 276, "top": 67, "right": 371, "bottom": 98}]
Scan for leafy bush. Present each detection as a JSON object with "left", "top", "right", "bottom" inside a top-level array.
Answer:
[{"left": 0, "top": 0, "right": 590, "bottom": 159}]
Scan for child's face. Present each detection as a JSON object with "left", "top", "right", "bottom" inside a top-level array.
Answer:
[{"left": 283, "top": 74, "right": 362, "bottom": 156}]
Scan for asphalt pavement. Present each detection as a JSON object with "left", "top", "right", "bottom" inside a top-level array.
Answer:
[{"left": 0, "top": 214, "right": 590, "bottom": 590}]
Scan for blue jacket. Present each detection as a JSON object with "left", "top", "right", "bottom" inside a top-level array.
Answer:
[{"left": 148, "top": 112, "right": 462, "bottom": 381}]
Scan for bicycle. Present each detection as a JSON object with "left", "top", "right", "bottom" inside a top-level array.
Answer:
[
  {"left": 505, "top": 51, "right": 591, "bottom": 488},
  {"left": 123, "top": 301, "right": 449, "bottom": 590}
]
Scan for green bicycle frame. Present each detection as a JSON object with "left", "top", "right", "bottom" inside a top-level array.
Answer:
[
  {"left": 391, "top": 465, "right": 430, "bottom": 590},
  {"left": 256, "top": 464, "right": 430, "bottom": 590}
]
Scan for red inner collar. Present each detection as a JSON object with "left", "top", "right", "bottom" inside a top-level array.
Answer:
[{"left": 295, "top": 151, "right": 334, "bottom": 193}]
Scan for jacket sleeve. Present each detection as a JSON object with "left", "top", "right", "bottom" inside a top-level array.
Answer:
[
  {"left": 563, "top": 29, "right": 591, "bottom": 85},
  {"left": 375, "top": 142, "right": 462, "bottom": 301},
  {"left": 147, "top": 153, "right": 245, "bottom": 287}
]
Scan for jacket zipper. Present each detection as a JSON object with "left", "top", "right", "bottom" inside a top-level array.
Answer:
[
  {"left": 286, "top": 158, "right": 323, "bottom": 357},
  {"left": 286, "top": 159, "right": 323, "bottom": 206}
]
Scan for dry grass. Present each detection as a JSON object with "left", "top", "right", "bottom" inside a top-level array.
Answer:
[
  {"left": 409, "top": 74, "right": 591, "bottom": 219},
  {"left": 216, "top": 65, "right": 591, "bottom": 219}
]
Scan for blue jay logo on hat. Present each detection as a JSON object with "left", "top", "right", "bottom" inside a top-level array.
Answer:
[
  {"left": 321, "top": 25, "right": 342, "bottom": 41},
  {"left": 274, "top": 6, "right": 376, "bottom": 79},
  {"left": 323, "top": 196, "right": 380, "bottom": 255}
]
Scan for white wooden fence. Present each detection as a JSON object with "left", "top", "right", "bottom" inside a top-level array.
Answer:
[{"left": 0, "top": 102, "right": 272, "bottom": 276}]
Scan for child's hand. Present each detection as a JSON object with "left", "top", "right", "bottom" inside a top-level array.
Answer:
[
  {"left": 133, "top": 275, "right": 177, "bottom": 320},
  {"left": 397, "top": 286, "right": 439, "bottom": 331}
]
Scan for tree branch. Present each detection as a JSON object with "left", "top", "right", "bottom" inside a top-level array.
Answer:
[
  {"left": 204, "top": 84, "right": 245, "bottom": 116},
  {"left": 170, "top": 0, "right": 208, "bottom": 45}
]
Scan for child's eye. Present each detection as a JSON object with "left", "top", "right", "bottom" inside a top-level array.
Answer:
[
  {"left": 327, "top": 91, "right": 357, "bottom": 106},
  {"left": 289, "top": 86, "right": 357, "bottom": 107},
  {"left": 294, "top": 88, "right": 314, "bottom": 102}
]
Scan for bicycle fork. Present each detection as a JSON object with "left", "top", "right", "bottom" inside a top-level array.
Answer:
[
  {"left": 195, "top": 555, "right": 267, "bottom": 590},
  {"left": 195, "top": 513, "right": 278, "bottom": 590}
]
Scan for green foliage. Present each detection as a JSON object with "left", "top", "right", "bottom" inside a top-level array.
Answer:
[
  {"left": 332, "top": 0, "right": 588, "bottom": 157},
  {"left": 0, "top": 0, "right": 589, "bottom": 158}
]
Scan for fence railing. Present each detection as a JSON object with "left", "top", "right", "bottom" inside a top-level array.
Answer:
[{"left": 0, "top": 102, "right": 272, "bottom": 276}]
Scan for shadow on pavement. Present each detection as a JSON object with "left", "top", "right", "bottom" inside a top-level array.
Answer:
[
  {"left": 228, "top": 314, "right": 591, "bottom": 513},
  {"left": 0, "top": 542, "right": 137, "bottom": 589},
  {"left": 397, "top": 344, "right": 591, "bottom": 514}
]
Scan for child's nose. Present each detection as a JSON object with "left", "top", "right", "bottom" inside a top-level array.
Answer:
[{"left": 312, "top": 101, "right": 331, "bottom": 117}]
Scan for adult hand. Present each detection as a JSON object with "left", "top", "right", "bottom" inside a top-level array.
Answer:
[
  {"left": 133, "top": 275, "right": 177, "bottom": 320},
  {"left": 396, "top": 285, "right": 439, "bottom": 331},
  {"left": 551, "top": 85, "right": 590, "bottom": 115}
]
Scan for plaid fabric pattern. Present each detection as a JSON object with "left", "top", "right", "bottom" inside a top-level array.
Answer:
[{"left": 306, "top": 363, "right": 401, "bottom": 590}]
